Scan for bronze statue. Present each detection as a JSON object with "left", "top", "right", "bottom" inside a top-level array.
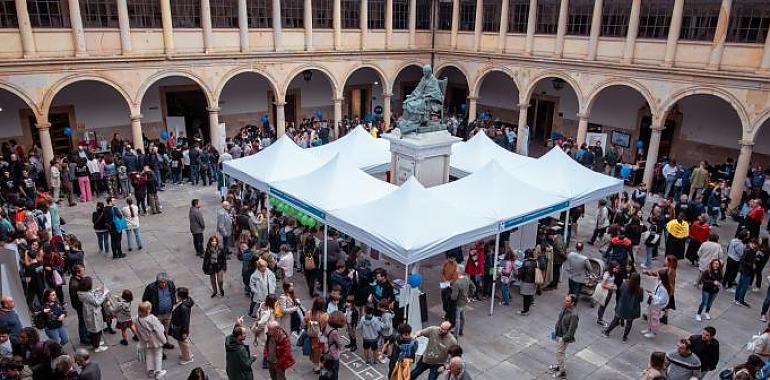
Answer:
[{"left": 397, "top": 64, "right": 447, "bottom": 135}]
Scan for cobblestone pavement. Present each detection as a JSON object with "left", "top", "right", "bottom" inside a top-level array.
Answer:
[{"left": 58, "top": 183, "right": 764, "bottom": 379}]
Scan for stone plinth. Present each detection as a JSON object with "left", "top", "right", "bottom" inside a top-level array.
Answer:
[{"left": 382, "top": 130, "right": 461, "bottom": 187}]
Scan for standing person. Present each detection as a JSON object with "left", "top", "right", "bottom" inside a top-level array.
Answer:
[
  {"left": 641, "top": 270, "right": 670, "bottom": 339},
  {"left": 464, "top": 248, "right": 484, "bottom": 300},
  {"left": 357, "top": 306, "right": 382, "bottom": 365},
  {"left": 277, "top": 282, "right": 299, "bottom": 335},
  {"left": 735, "top": 238, "right": 758, "bottom": 307},
  {"left": 112, "top": 289, "right": 139, "bottom": 346},
  {"left": 686, "top": 215, "right": 710, "bottom": 266},
  {"left": 697, "top": 234, "right": 723, "bottom": 276},
  {"left": 754, "top": 237, "right": 770, "bottom": 292},
  {"left": 105, "top": 196, "right": 125, "bottom": 259},
  {"left": 443, "top": 357, "right": 472, "bottom": 380},
  {"left": 665, "top": 213, "right": 689, "bottom": 260},
  {"left": 595, "top": 261, "right": 620, "bottom": 327},
  {"left": 587, "top": 199, "right": 610, "bottom": 245},
  {"left": 169, "top": 287, "right": 195, "bottom": 365},
  {"left": 141, "top": 273, "right": 177, "bottom": 351},
  {"left": 189, "top": 199, "right": 205, "bottom": 257},
  {"left": 49, "top": 159, "right": 61, "bottom": 202},
  {"left": 225, "top": 323, "right": 256, "bottom": 380},
  {"left": 641, "top": 352, "right": 666, "bottom": 380},
  {"left": 74, "top": 349, "right": 101, "bottom": 380},
  {"left": 305, "top": 297, "right": 329, "bottom": 373},
  {"left": 499, "top": 248, "right": 515, "bottom": 306},
  {"left": 202, "top": 236, "right": 227, "bottom": 298},
  {"left": 76, "top": 277, "right": 109, "bottom": 352},
  {"left": 548, "top": 294, "right": 579, "bottom": 379},
  {"left": 744, "top": 199, "right": 766, "bottom": 239},
  {"left": 91, "top": 203, "right": 110, "bottom": 256},
  {"left": 134, "top": 301, "right": 168, "bottom": 379},
  {"left": 689, "top": 326, "right": 720, "bottom": 376},
  {"left": 410, "top": 321, "right": 457, "bottom": 380},
  {"left": 323, "top": 312, "right": 344, "bottom": 380},
  {"left": 696, "top": 259, "right": 723, "bottom": 321},
  {"left": 264, "top": 320, "right": 295, "bottom": 380},
  {"left": 665, "top": 338, "right": 702, "bottom": 380},
  {"left": 249, "top": 259, "right": 276, "bottom": 317},
  {"left": 564, "top": 243, "right": 592, "bottom": 297},
  {"left": 122, "top": 197, "right": 143, "bottom": 251},
  {"left": 144, "top": 168, "right": 161, "bottom": 215},
  {"left": 601, "top": 273, "right": 644, "bottom": 342},
  {"left": 75, "top": 158, "right": 92, "bottom": 202},
  {"left": 41, "top": 289, "right": 69, "bottom": 345},
  {"left": 217, "top": 201, "right": 234, "bottom": 257},
  {"left": 724, "top": 231, "right": 749, "bottom": 289},
  {"left": 689, "top": 161, "right": 710, "bottom": 200},
  {"left": 518, "top": 249, "right": 538, "bottom": 316},
  {"left": 68, "top": 265, "right": 90, "bottom": 346},
  {"left": 450, "top": 265, "right": 475, "bottom": 337}
]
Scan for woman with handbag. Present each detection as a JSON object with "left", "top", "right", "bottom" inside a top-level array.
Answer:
[
  {"left": 278, "top": 282, "right": 300, "bottom": 335},
  {"left": 601, "top": 273, "right": 644, "bottom": 342},
  {"left": 202, "top": 236, "right": 227, "bottom": 298},
  {"left": 135, "top": 301, "right": 168, "bottom": 379},
  {"left": 518, "top": 249, "right": 538, "bottom": 316},
  {"left": 305, "top": 296, "right": 329, "bottom": 373},
  {"left": 303, "top": 238, "right": 320, "bottom": 298},
  {"left": 595, "top": 261, "right": 620, "bottom": 327},
  {"left": 499, "top": 248, "right": 516, "bottom": 306},
  {"left": 41, "top": 289, "right": 69, "bottom": 345},
  {"left": 42, "top": 249, "right": 66, "bottom": 304},
  {"left": 170, "top": 287, "right": 195, "bottom": 365},
  {"left": 252, "top": 294, "right": 279, "bottom": 369}
]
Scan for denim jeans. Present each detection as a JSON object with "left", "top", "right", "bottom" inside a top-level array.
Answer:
[
  {"left": 645, "top": 246, "right": 655, "bottom": 268},
  {"left": 76, "top": 310, "right": 89, "bottom": 344},
  {"left": 568, "top": 280, "right": 583, "bottom": 297},
  {"left": 171, "top": 167, "right": 181, "bottom": 184},
  {"left": 454, "top": 306, "right": 465, "bottom": 335},
  {"left": 410, "top": 359, "right": 442, "bottom": 380},
  {"left": 126, "top": 228, "right": 143, "bottom": 249},
  {"left": 153, "top": 167, "right": 163, "bottom": 188},
  {"left": 736, "top": 273, "right": 752, "bottom": 303},
  {"left": 471, "top": 275, "right": 482, "bottom": 298},
  {"left": 45, "top": 325, "right": 70, "bottom": 345},
  {"left": 190, "top": 164, "right": 199, "bottom": 184},
  {"left": 501, "top": 281, "right": 511, "bottom": 305},
  {"left": 209, "top": 163, "right": 218, "bottom": 183},
  {"left": 96, "top": 231, "right": 110, "bottom": 253},
  {"left": 698, "top": 291, "right": 718, "bottom": 314},
  {"left": 761, "top": 286, "right": 770, "bottom": 316},
  {"left": 665, "top": 175, "right": 676, "bottom": 197}
]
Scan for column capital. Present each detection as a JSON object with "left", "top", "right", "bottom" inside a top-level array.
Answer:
[
  {"left": 467, "top": 96, "right": 478, "bottom": 101},
  {"left": 333, "top": 97, "right": 344, "bottom": 103},
  {"left": 517, "top": 103, "right": 530, "bottom": 110},
  {"left": 130, "top": 114, "right": 143, "bottom": 122},
  {"left": 35, "top": 122, "right": 51, "bottom": 130},
  {"left": 650, "top": 124, "right": 665, "bottom": 132},
  {"left": 206, "top": 107, "right": 221, "bottom": 113},
  {"left": 576, "top": 112, "right": 589, "bottom": 120},
  {"left": 739, "top": 139, "right": 755, "bottom": 147},
  {"left": 273, "top": 101, "right": 287, "bottom": 107},
  {"left": 382, "top": 93, "right": 393, "bottom": 98}
]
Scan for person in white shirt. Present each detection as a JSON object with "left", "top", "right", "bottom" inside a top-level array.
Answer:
[
  {"left": 122, "top": 197, "right": 143, "bottom": 251},
  {"left": 662, "top": 160, "right": 679, "bottom": 197},
  {"left": 277, "top": 244, "right": 294, "bottom": 279}
]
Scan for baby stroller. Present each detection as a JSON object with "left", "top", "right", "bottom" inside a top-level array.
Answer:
[{"left": 578, "top": 258, "right": 604, "bottom": 306}]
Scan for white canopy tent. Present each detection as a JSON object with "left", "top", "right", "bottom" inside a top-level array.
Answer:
[
  {"left": 308, "top": 125, "right": 392, "bottom": 174},
  {"left": 449, "top": 130, "right": 534, "bottom": 178}
]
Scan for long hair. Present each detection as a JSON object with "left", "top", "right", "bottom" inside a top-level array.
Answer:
[{"left": 627, "top": 272, "right": 642, "bottom": 297}]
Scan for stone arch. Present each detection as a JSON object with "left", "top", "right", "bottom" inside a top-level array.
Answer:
[
  {"left": 471, "top": 67, "right": 521, "bottom": 99},
  {"left": 522, "top": 71, "right": 585, "bottom": 111},
  {"left": 0, "top": 81, "right": 40, "bottom": 118},
  {"left": 342, "top": 64, "right": 391, "bottom": 95},
  {"left": 434, "top": 62, "right": 471, "bottom": 88},
  {"left": 585, "top": 78, "right": 659, "bottom": 118},
  {"left": 390, "top": 61, "right": 428, "bottom": 91},
  {"left": 282, "top": 64, "right": 340, "bottom": 100},
  {"left": 214, "top": 67, "right": 280, "bottom": 104},
  {"left": 43, "top": 74, "right": 133, "bottom": 117},
  {"left": 136, "top": 69, "right": 215, "bottom": 110},
  {"left": 660, "top": 86, "right": 749, "bottom": 131},
  {"left": 748, "top": 107, "right": 770, "bottom": 142}
]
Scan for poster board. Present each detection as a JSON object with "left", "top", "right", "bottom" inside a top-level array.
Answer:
[
  {"left": 166, "top": 116, "right": 186, "bottom": 139},
  {"left": 586, "top": 132, "right": 607, "bottom": 151}
]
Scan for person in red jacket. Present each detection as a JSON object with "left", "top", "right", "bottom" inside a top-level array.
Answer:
[
  {"left": 264, "top": 320, "right": 295, "bottom": 380},
  {"left": 744, "top": 199, "right": 766, "bottom": 239},
  {"left": 465, "top": 247, "right": 485, "bottom": 300},
  {"left": 685, "top": 215, "right": 711, "bottom": 266}
]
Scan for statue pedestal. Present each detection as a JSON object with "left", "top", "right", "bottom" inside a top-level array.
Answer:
[{"left": 382, "top": 130, "right": 461, "bottom": 187}]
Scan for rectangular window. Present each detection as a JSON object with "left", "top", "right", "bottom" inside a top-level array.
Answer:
[
  {"left": 393, "top": 0, "right": 408, "bottom": 29},
  {"left": 369, "top": 0, "right": 385, "bottom": 29},
  {"left": 416, "top": 0, "right": 431, "bottom": 29},
  {"left": 211, "top": 0, "right": 238, "bottom": 28},
  {"left": 600, "top": 0, "right": 630, "bottom": 37},
  {"left": 282, "top": 0, "right": 304, "bottom": 28},
  {"left": 80, "top": 0, "right": 119, "bottom": 28},
  {"left": 727, "top": 0, "right": 770, "bottom": 43},
  {"left": 535, "top": 0, "right": 558, "bottom": 34},
  {"left": 508, "top": 0, "right": 529, "bottom": 34},
  {"left": 637, "top": 0, "right": 672, "bottom": 39},
  {"left": 482, "top": 0, "right": 500, "bottom": 32},
  {"left": 29, "top": 0, "right": 70, "bottom": 28},
  {"left": 459, "top": 0, "right": 474, "bottom": 31},
  {"left": 342, "top": 0, "right": 359, "bottom": 28},
  {"left": 247, "top": 0, "right": 272, "bottom": 28},
  {"left": 0, "top": 0, "right": 18, "bottom": 28},
  {"left": 127, "top": 0, "right": 161, "bottom": 28},
  {"left": 171, "top": 0, "right": 201, "bottom": 28},
  {"left": 680, "top": 0, "right": 720, "bottom": 41},
  {"left": 313, "top": 0, "right": 332, "bottom": 28},
  {"left": 567, "top": 0, "right": 592, "bottom": 36},
  {"left": 438, "top": 0, "right": 452, "bottom": 30}
]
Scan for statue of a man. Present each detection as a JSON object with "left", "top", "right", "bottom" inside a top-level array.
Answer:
[{"left": 398, "top": 64, "right": 445, "bottom": 134}]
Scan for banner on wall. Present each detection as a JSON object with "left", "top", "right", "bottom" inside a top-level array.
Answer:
[
  {"left": 166, "top": 116, "right": 186, "bottom": 140},
  {"left": 218, "top": 123, "right": 227, "bottom": 153},
  {"left": 586, "top": 132, "right": 607, "bottom": 152}
]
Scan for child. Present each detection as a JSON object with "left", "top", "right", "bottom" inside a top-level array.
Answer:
[
  {"left": 112, "top": 289, "right": 139, "bottom": 345},
  {"left": 357, "top": 306, "right": 382, "bottom": 365},
  {"left": 117, "top": 161, "right": 129, "bottom": 197},
  {"left": 378, "top": 299, "right": 394, "bottom": 362},
  {"left": 344, "top": 296, "right": 359, "bottom": 352}
]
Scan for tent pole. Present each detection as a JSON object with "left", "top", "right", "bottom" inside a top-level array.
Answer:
[
  {"left": 323, "top": 224, "right": 328, "bottom": 298},
  {"left": 563, "top": 210, "right": 570, "bottom": 243},
  {"left": 265, "top": 191, "right": 270, "bottom": 235},
  {"left": 404, "top": 264, "right": 410, "bottom": 323},
  {"left": 489, "top": 233, "right": 500, "bottom": 316}
]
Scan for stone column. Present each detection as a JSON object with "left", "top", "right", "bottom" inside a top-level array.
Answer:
[
  {"left": 524, "top": 0, "right": 536, "bottom": 55},
  {"left": 334, "top": 0, "right": 342, "bottom": 49},
  {"left": 304, "top": 0, "right": 313, "bottom": 50},
  {"left": 160, "top": 0, "right": 175, "bottom": 54},
  {"left": 130, "top": 114, "right": 144, "bottom": 151},
  {"left": 587, "top": 0, "right": 603, "bottom": 60},
  {"left": 708, "top": 0, "right": 733, "bottom": 70},
  {"left": 201, "top": 0, "right": 213, "bottom": 53},
  {"left": 333, "top": 97, "right": 343, "bottom": 138},
  {"left": 385, "top": 0, "right": 393, "bottom": 48},
  {"left": 467, "top": 96, "right": 478, "bottom": 123},
  {"left": 553, "top": 0, "right": 569, "bottom": 58},
  {"left": 622, "top": 0, "right": 641, "bottom": 64},
  {"left": 382, "top": 93, "right": 392, "bottom": 130},
  {"left": 208, "top": 107, "right": 222, "bottom": 151},
  {"left": 729, "top": 140, "right": 754, "bottom": 210},
  {"left": 116, "top": 0, "right": 132, "bottom": 54},
  {"left": 68, "top": 0, "right": 87, "bottom": 56},
  {"left": 761, "top": 28, "right": 770, "bottom": 74},
  {"left": 497, "top": 0, "right": 509, "bottom": 52},
  {"left": 473, "top": 0, "right": 483, "bottom": 51},
  {"left": 663, "top": 0, "right": 684, "bottom": 66},
  {"left": 516, "top": 103, "right": 529, "bottom": 155},
  {"left": 275, "top": 102, "right": 287, "bottom": 137},
  {"left": 273, "top": 0, "right": 283, "bottom": 51},
  {"left": 642, "top": 123, "right": 664, "bottom": 188},
  {"left": 36, "top": 122, "right": 55, "bottom": 175},
  {"left": 450, "top": 0, "right": 459, "bottom": 49},
  {"left": 238, "top": 0, "right": 249, "bottom": 51},
  {"left": 15, "top": 0, "right": 36, "bottom": 58},
  {"left": 576, "top": 112, "right": 589, "bottom": 146},
  {"left": 361, "top": 0, "right": 368, "bottom": 49},
  {"left": 408, "top": 0, "right": 416, "bottom": 48}
]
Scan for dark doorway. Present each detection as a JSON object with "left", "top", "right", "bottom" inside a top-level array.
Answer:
[
  {"left": 165, "top": 89, "right": 209, "bottom": 143},
  {"left": 273, "top": 94, "right": 297, "bottom": 125},
  {"left": 445, "top": 86, "right": 468, "bottom": 115},
  {"left": 637, "top": 107, "right": 679, "bottom": 161},
  {"left": 346, "top": 87, "right": 370, "bottom": 118},
  {"left": 31, "top": 113, "right": 72, "bottom": 156},
  {"left": 527, "top": 98, "right": 555, "bottom": 143}
]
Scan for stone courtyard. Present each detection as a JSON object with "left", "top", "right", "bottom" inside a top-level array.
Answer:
[{"left": 59, "top": 183, "right": 764, "bottom": 380}]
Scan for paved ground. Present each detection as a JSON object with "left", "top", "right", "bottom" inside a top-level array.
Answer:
[{"left": 57, "top": 182, "right": 765, "bottom": 380}]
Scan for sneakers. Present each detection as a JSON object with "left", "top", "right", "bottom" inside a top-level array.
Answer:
[
  {"left": 703, "top": 312, "right": 711, "bottom": 320},
  {"left": 727, "top": 288, "right": 736, "bottom": 293},
  {"left": 154, "top": 369, "right": 167, "bottom": 379},
  {"left": 695, "top": 314, "right": 702, "bottom": 322},
  {"left": 548, "top": 365, "right": 560, "bottom": 372},
  {"left": 120, "top": 338, "right": 128, "bottom": 346},
  {"left": 601, "top": 331, "right": 609, "bottom": 338},
  {"left": 553, "top": 371, "right": 567, "bottom": 378},
  {"left": 94, "top": 345, "right": 108, "bottom": 353},
  {"left": 179, "top": 358, "right": 195, "bottom": 365},
  {"left": 643, "top": 332, "right": 656, "bottom": 339},
  {"left": 753, "top": 288, "right": 761, "bottom": 293},
  {"left": 761, "top": 315, "right": 768, "bottom": 322},
  {"left": 518, "top": 311, "right": 530, "bottom": 316}
]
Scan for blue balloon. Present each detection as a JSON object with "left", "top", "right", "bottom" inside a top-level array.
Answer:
[
  {"left": 315, "top": 110, "right": 322, "bottom": 118},
  {"left": 261, "top": 114, "right": 269, "bottom": 123},
  {"left": 635, "top": 140, "right": 645, "bottom": 149},
  {"left": 63, "top": 127, "right": 72, "bottom": 137},
  {"left": 160, "top": 130, "right": 169, "bottom": 140},
  {"left": 408, "top": 273, "right": 422, "bottom": 288},
  {"left": 620, "top": 166, "right": 632, "bottom": 178},
  {"left": 460, "top": 103, "right": 467, "bottom": 111}
]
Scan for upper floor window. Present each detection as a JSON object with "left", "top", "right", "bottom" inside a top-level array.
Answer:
[
  {"left": 313, "top": 0, "right": 333, "bottom": 28},
  {"left": 393, "top": 0, "right": 409, "bottom": 29},
  {"left": 0, "top": 0, "right": 18, "bottom": 28},
  {"left": 369, "top": 0, "right": 385, "bottom": 29},
  {"left": 535, "top": 0, "right": 559, "bottom": 34},
  {"left": 342, "top": 0, "right": 360, "bottom": 28},
  {"left": 637, "top": 0, "right": 671, "bottom": 39},
  {"left": 567, "top": 0, "right": 593, "bottom": 36},
  {"left": 415, "top": 0, "right": 431, "bottom": 29},
  {"left": 679, "top": 0, "right": 720, "bottom": 41},
  {"left": 29, "top": 0, "right": 70, "bottom": 28},
  {"left": 80, "top": 0, "right": 119, "bottom": 28},
  {"left": 459, "top": 0, "right": 475, "bottom": 31},
  {"left": 128, "top": 0, "right": 161, "bottom": 28},
  {"left": 171, "top": 0, "right": 201, "bottom": 28},
  {"left": 482, "top": 0, "right": 500, "bottom": 32},
  {"left": 211, "top": 0, "right": 238, "bottom": 28},
  {"left": 727, "top": 0, "right": 770, "bottom": 43},
  {"left": 600, "top": 0, "right": 630, "bottom": 37},
  {"left": 508, "top": 0, "right": 529, "bottom": 34},
  {"left": 247, "top": 0, "right": 272, "bottom": 27},
  {"left": 438, "top": 0, "right": 452, "bottom": 30},
  {"left": 281, "top": 0, "right": 304, "bottom": 28}
]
